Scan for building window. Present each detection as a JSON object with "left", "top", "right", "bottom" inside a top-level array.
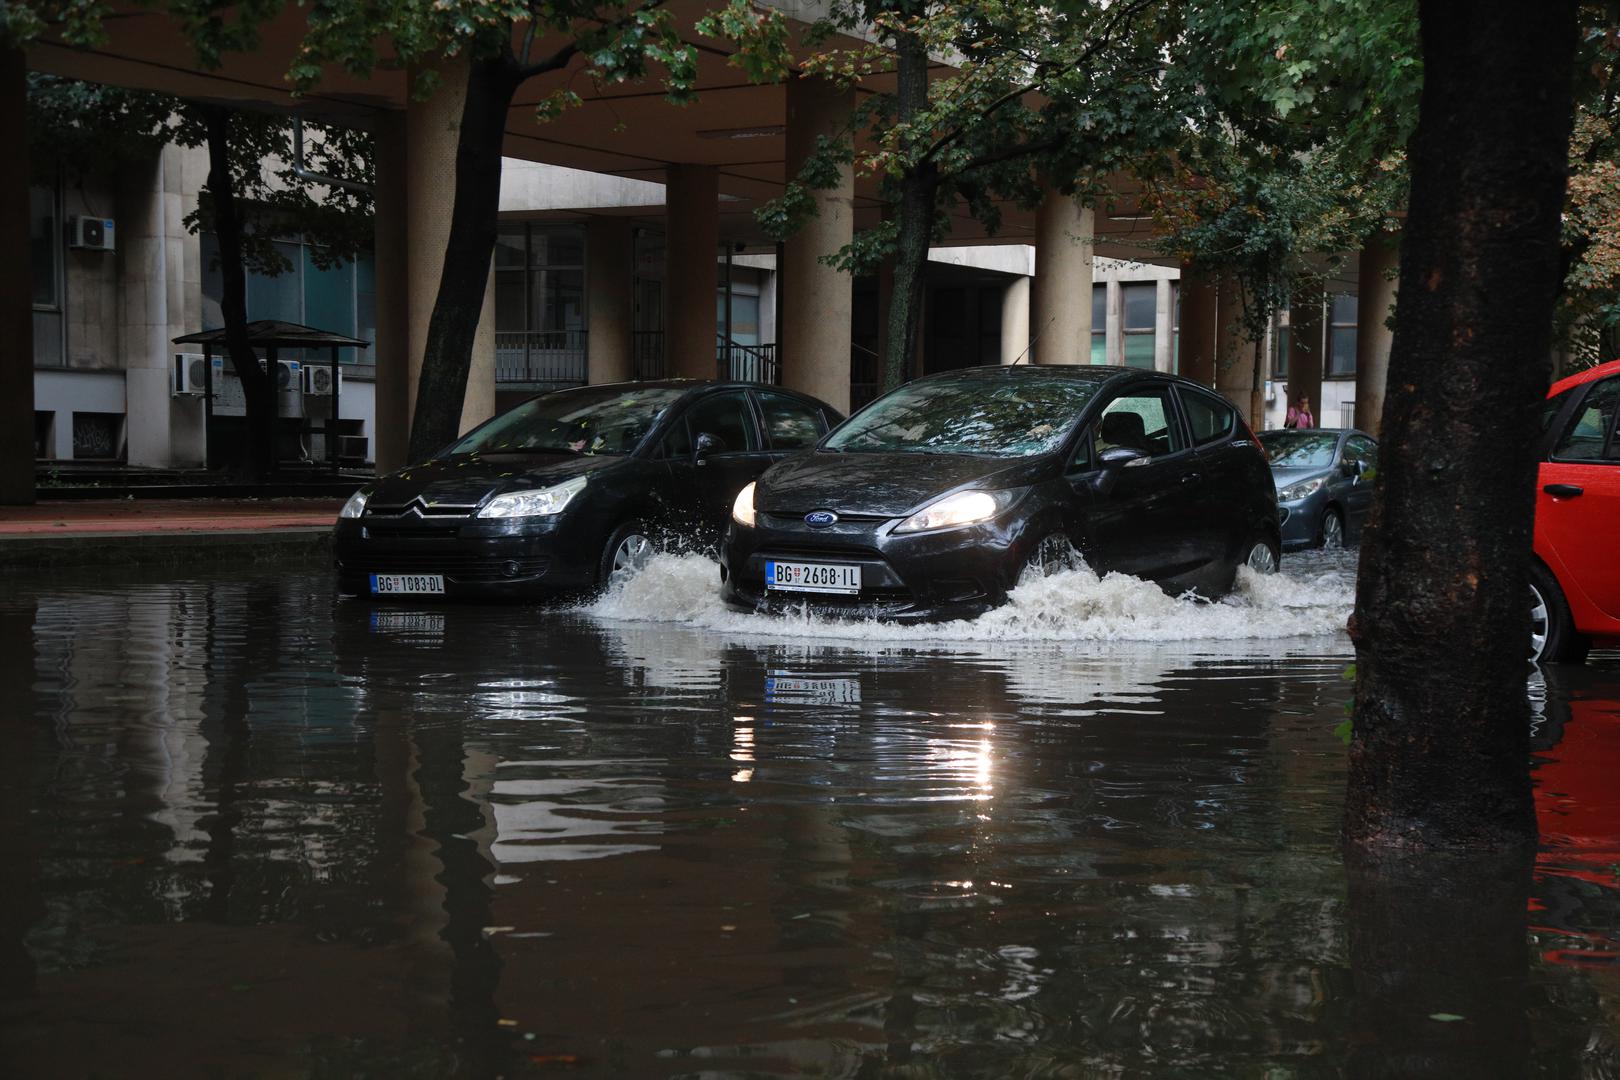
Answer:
[
  {"left": 496, "top": 222, "right": 586, "bottom": 336},
  {"left": 1090, "top": 284, "right": 1107, "bottom": 364},
  {"left": 1328, "top": 293, "right": 1357, "bottom": 378},
  {"left": 31, "top": 184, "right": 64, "bottom": 368},
  {"left": 1122, "top": 283, "right": 1155, "bottom": 369},
  {"left": 201, "top": 233, "right": 375, "bottom": 363}
]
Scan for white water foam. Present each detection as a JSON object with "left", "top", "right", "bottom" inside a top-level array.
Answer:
[{"left": 580, "top": 550, "right": 1354, "bottom": 644}]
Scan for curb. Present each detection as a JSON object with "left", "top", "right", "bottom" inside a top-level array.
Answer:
[{"left": 0, "top": 528, "right": 334, "bottom": 572}]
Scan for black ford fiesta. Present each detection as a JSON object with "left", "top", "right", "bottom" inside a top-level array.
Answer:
[
  {"left": 335, "top": 380, "right": 841, "bottom": 600},
  {"left": 721, "top": 366, "right": 1280, "bottom": 620}
]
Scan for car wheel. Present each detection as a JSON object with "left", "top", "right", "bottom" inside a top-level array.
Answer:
[
  {"left": 1319, "top": 508, "right": 1345, "bottom": 551},
  {"left": 1019, "top": 533, "right": 1078, "bottom": 582},
  {"left": 600, "top": 522, "right": 654, "bottom": 586},
  {"left": 1529, "top": 561, "right": 1589, "bottom": 664},
  {"left": 1243, "top": 535, "right": 1280, "bottom": 575}
]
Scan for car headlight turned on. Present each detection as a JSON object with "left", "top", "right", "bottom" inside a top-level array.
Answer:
[
  {"left": 477, "top": 475, "right": 588, "bottom": 519},
  {"left": 1277, "top": 476, "right": 1327, "bottom": 503},
  {"left": 338, "top": 488, "right": 371, "bottom": 519},
  {"left": 732, "top": 481, "right": 757, "bottom": 527},
  {"left": 894, "top": 490, "right": 1002, "bottom": 534}
]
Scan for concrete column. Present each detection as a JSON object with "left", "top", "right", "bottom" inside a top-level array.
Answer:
[
  {"left": 0, "top": 48, "right": 33, "bottom": 504},
  {"left": 1103, "top": 277, "right": 1123, "bottom": 365},
  {"left": 1153, "top": 278, "right": 1174, "bottom": 372},
  {"left": 404, "top": 60, "right": 496, "bottom": 445},
  {"left": 1000, "top": 276, "right": 1031, "bottom": 363},
  {"left": 1177, "top": 262, "right": 1219, "bottom": 387},
  {"left": 1030, "top": 186, "right": 1093, "bottom": 365},
  {"left": 781, "top": 75, "right": 855, "bottom": 411},
  {"left": 1355, "top": 231, "right": 1400, "bottom": 435},
  {"left": 1288, "top": 284, "right": 1326, "bottom": 429},
  {"left": 586, "top": 217, "right": 634, "bottom": 384},
  {"left": 663, "top": 164, "right": 719, "bottom": 381},
  {"left": 120, "top": 155, "right": 175, "bottom": 467},
  {"left": 372, "top": 111, "right": 410, "bottom": 472},
  {"left": 1215, "top": 273, "right": 1264, "bottom": 430}
]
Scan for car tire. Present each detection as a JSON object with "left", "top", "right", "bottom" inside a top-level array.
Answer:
[
  {"left": 1318, "top": 507, "right": 1345, "bottom": 551},
  {"left": 1529, "top": 561, "right": 1589, "bottom": 664},
  {"left": 599, "top": 521, "right": 654, "bottom": 588},
  {"left": 1242, "top": 534, "right": 1281, "bottom": 576}
]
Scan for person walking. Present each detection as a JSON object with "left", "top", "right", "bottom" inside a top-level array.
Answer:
[{"left": 1285, "top": 394, "right": 1316, "bottom": 429}]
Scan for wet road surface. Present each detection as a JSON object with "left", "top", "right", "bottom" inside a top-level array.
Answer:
[{"left": 1, "top": 551, "right": 1618, "bottom": 1077}]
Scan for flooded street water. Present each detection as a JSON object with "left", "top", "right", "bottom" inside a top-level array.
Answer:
[{"left": 3, "top": 551, "right": 1619, "bottom": 1077}]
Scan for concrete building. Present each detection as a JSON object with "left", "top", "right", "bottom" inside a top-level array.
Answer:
[{"left": 7, "top": 3, "right": 1394, "bottom": 499}]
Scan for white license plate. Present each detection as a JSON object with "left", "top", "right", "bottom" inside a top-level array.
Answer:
[
  {"left": 371, "top": 573, "right": 445, "bottom": 595},
  {"left": 766, "top": 673, "right": 861, "bottom": 704},
  {"left": 765, "top": 560, "right": 861, "bottom": 595}
]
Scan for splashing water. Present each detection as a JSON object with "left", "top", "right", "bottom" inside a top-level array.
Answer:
[{"left": 581, "top": 550, "right": 1354, "bottom": 644}]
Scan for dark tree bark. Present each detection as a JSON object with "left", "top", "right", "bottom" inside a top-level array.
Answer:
[
  {"left": 881, "top": 30, "right": 936, "bottom": 392},
  {"left": 1344, "top": 0, "right": 1579, "bottom": 851},
  {"left": 202, "top": 107, "right": 277, "bottom": 480},
  {"left": 406, "top": 55, "right": 523, "bottom": 464}
]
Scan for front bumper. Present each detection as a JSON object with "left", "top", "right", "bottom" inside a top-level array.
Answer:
[
  {"left": 333, "top": 516, "right": 598, "bottom": 600},
  {"left": 1276, "top": 496, "right": 1324, "bottom": 550},
  {"left": 719, "top": 511, "right": 1032, "bottom": 622}
]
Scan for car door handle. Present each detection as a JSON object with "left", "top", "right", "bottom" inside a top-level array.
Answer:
[
  {"left": 1543, "top": 483, "right": 1583, "bottom": 498},
  {"left": 1180, "top": 472, "right": 1203, "bottom": 485}
]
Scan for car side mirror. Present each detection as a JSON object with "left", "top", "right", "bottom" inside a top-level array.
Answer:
[
  {"left": 1089, "top": 445, "right": 1147, "bottom": 495},
  {"left": 694, "top": 432, "right": 727, "bottom": 460}
]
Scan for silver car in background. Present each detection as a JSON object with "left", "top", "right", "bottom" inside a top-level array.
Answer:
[{"left": 1258, "top": 429, "right": 1379, "bottom": 550}]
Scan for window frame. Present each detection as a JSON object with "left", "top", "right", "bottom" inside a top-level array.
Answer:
[
  {"left": 1549, "top": 376, "right": 1620, "bottom": 464},
  {"left": 677, "top": 388, "right": 762, "bottom": 457},
  {"left": 1120, "top": 282, "right": 1157, "bottom": 370},
  {"left": 1088, "top": 379, "right": 1192, "bottom": 462},
  {"left": 1326, "top": 293, "right": 1358, "bottom": 380}
]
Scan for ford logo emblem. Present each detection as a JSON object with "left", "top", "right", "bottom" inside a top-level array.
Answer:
[{"left": 804, "top": 510, "right": 838, "bottom": 527}]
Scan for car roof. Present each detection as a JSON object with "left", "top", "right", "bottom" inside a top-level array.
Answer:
[
  {"left": 909, "top": 364, "right": 1192, "bottom": 390},
  {"left": 1548, "top": 357, "right": 1620, "bottom": 398}
]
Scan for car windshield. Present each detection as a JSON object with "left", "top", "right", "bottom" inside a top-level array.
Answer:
[
  {"left": 1260, "top": 431, "right": 1339, "bottom": 468},
  {"left": 445, "top": 386, "right": 686, "bottom": 457},
  {"left": 824, "top": 378, "right": 1101, "bottom": 457}
]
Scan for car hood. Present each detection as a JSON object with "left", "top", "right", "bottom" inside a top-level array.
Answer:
[
  {"left": 757, "top": 451, "right": 1047, "bottom": 517},
  {"left": 366, "top": 452, "right": 622, "bottom": 510},
  {"left": 1270, "top": 465, "right": 1331, "bottom": 489}
]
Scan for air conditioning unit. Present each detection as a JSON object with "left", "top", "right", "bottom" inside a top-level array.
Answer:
[
  {"left": 302, "top": 364, "right": 340, "bottom": 396},
  {"left": 172, "top": 353, "right": 209, "bottom": 396},
  {"left": 69, "top": 216, "right": 116, "bottom": 251},
  {"left": 275, "top": 359, "right": 304, "bottom": 418},
  {"left": 1264, "top": 380, "right": 1279, "bottom": 403}
]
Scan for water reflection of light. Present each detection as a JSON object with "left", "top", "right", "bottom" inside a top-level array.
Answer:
[
  {"left": 732, "top": 718, "right": 755, "bottom": 783},
  {"left": 927, "top": 727, "right": 996, "bottom": 800}
]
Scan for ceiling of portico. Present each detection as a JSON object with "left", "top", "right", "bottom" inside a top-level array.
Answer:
[{"left": 25, "top": 0, "right": 1183, "bottom": 262}]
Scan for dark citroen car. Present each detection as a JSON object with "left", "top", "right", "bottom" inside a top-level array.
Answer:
[
  {"left": 721, "top": 366, "right": 1280, "bottom": 621},
  {"left": 1258, "top": 428, "right": 1379, "bottom": 550},
  {"left": 335, "top": 381, "right": 841, "bottom": 600}
]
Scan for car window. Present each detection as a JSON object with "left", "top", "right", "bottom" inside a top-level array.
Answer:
[
  {"left": 1093, "top": 387, "right": 1185, "bottom": 459},
  {"left": 684, "top": 391, "right": 760, "bottom": 454},
  {"left": 1554, "top": 377, "right": 1620, "bottom": 461},
  {"left": 1180, "top": 391, "right": 1236, "bottom": 446},
  {"left": 1345, "top": 435, "right": 1378, "bottom": 470},
  {"left": 756, "top": 391, "right": 826, "bottom": 451},
  {"left": 445, "top": 385, "right": 684, "bottom": 457}
]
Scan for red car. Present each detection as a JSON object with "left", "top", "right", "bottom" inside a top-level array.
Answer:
[{"left": 1532, "top": 358, "right": 1620, "bottom": 662}]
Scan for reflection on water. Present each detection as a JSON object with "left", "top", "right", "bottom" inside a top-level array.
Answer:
[{"left": 0, "top": 556, "right": 1617, "bottom": 1077}]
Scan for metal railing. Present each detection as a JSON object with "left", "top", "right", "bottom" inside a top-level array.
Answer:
[
  {"left": 632, "top": 330, "right": 665, "bottom": 381},
  {"left": 719, "top": 339, "right": 779, "bottom": 385},
  {"left": 494, "top": 330, "right": 587, "bottom": 387}
]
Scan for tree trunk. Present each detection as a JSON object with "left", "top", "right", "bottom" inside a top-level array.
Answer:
[
  {"left": 406, "top": 55, "right": 521, "bottom": 463},
  {"left": 881, "top": 29, "right": 935, "bottom": 392},
  {"left": 202, "top": 107, "right": 276, "bottom": 480},
  {"left": 1343, "top": 0, "right": 1579, "bottom": 852}
]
